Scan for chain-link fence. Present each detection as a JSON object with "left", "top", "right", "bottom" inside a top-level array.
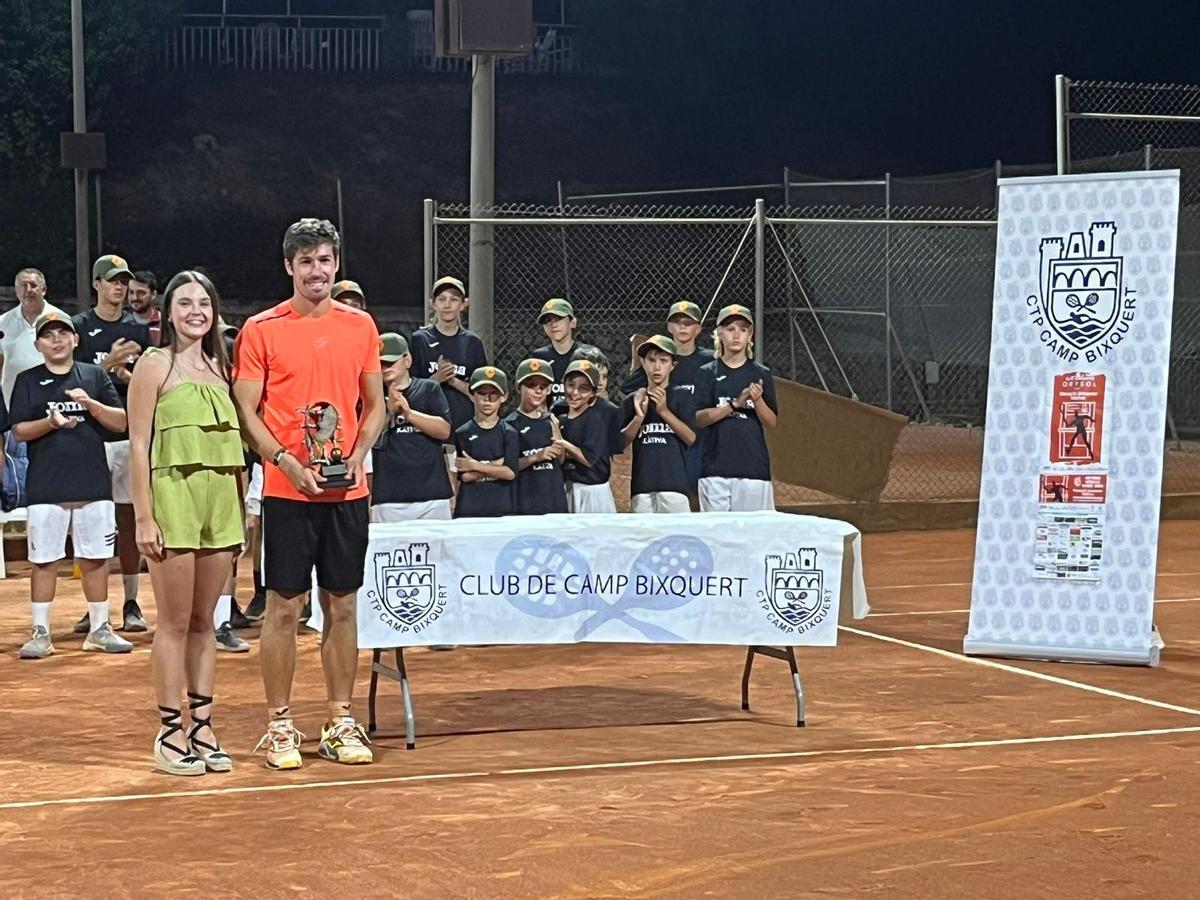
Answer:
[
  {"left": 429, "top": 201, "right": 999, "bottom": 505},
  {"left": 1060, "top": 77, "right": 1200, "bottom": 494}
]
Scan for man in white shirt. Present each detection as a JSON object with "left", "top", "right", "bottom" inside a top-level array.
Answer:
[
  {"left": 1, "top": 268, "right": 67, "bottom": 511},
  {"left": 1, "top": 268, "right": 66, "bottom": 408}
]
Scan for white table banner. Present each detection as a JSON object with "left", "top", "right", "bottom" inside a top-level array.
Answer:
[
  {"left": 965, "top": 169, "right": 1180, "bottom": 665},
  {"left": 309, "top": 512, "right": 868, "bottom": 648}
]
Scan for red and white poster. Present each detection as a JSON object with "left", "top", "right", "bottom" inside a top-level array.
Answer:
[
  {"left": 1049, "top": 372, "right": 1106, "bottom": 464},
  {"left": 1038, "top": 472, "right": 1108, "bottom": 504}
]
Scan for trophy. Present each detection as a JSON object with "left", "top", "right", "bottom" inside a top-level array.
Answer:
[{"left": 299, "top": 401, "right": 353, "bottom": 489}]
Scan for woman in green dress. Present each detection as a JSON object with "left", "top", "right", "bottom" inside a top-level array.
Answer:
[{"left": 129, "top": 271, "right": 245, "bottom": 776}]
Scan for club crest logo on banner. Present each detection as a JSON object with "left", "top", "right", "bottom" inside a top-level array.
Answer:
[
  {"left": 369, "top": 543, "right": 447, "bottom": 634},
  {"left": 1027, "top": 221, "right": 1136, "bottom": 363},
  {"left": 760, "top": 547, "right": 832, "bottom": 635}
]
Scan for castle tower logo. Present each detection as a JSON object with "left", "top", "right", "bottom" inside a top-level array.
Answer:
[
  {"left": 368, "top": 543, "right": 447, "bottom": 633},
  {"left": 1026, "top": 222, "right": 1136, "bottom": 363},
  {"left": 760, "top": 548, "right": 831, "bottom": 633}
]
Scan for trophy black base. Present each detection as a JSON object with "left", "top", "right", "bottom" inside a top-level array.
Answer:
[{"left": 319, "top": 462, "right": 354, "bottom": 490}]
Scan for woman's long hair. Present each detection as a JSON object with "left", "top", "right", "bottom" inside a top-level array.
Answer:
[{"left": 159, "top": 270, "right": 230, "bottom": 382}]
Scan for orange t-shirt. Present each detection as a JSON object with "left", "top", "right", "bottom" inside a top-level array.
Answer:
[{"left": 234, "top": 299, "right": 380, "bottom": 502}]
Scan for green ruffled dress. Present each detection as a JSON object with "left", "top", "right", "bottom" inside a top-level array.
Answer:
[{"left": 150, "top": 372, "right": 245, "bottom": 550}]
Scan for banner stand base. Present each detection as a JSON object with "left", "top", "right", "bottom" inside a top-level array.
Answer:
[
  {"left": 367, "top": 644, "right": 810, "bottom": 748},
  {"left": 962, "top": 636, "right": 1161, "bottom": 667},
  {"left": 742, "top": 646, "right": 806, "bottom": 726}
]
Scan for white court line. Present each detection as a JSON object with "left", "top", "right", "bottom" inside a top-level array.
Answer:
[
  {"left": 867, "top": 596, "right": 1200, "bottom": 619},
  {"left": 2, "top": 725, "right": 1198, "bottom": 813},
  {"left": 840, "top": 625, "right": 1200, "bottom": 717},
  {"left": 871, "top": 574, "right": 1200, "bottom": 590}
]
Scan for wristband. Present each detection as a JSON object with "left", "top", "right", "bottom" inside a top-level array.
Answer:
[{"left": 271, "top": 447, "right": 289, "bottom": 466}]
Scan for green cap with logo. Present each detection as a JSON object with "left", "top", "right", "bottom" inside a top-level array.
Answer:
[
  {"left": 331, "top": 279, "right": 365, "bottom": 303},
  {"left": 538, "top": 297, "right": 575, "bottom": 323},
  {"left": 378, "top": 333, "right": 409, "bottom": 362},
  {"left": 469, "top": 365, "right": 509, "bottom": 394},
  {"left": 716, "top": 303, "right": 754, "bottom": 326},
  {"left": 34, "top": 310, "right": 76, "bottom": 337},
  {"left": 514, "top": 357, "right": 554, "bottom": 385},
  {"left": 92, "top": 254, "right": 133, "bottom": 282},
  {"left": 666, "top": 301, "right": 703, "bottom": 324},
  {"left": 637, "top": 334, "right": 678, "bottom": 358},
  {"left": 563, "top": 358, "right": 599, "bottom": 389},
  {"left": 431, "top": 275, "right": 466, "bottom": 298}
]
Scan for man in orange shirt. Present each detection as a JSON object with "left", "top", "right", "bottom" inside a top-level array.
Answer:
[{"left": 233, "top": 218, "right": 386, "bottom": 770}]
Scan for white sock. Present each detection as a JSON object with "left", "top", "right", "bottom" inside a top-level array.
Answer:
[
  {"left": 214, "top": 594, "right": 232, "bottom": 629},
  {"left": 88, "top": 601, "right": 109, "bottom": 632},
  {"left": 31, "top": 602, "right": 51, "bottom": 630},
  {"left": 122, "top": 574, "right": 139, "bottom": 603}
]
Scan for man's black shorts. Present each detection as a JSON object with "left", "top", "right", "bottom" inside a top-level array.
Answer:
[{"left": 261, "top": 497, "right": 369, "bottom": 596}]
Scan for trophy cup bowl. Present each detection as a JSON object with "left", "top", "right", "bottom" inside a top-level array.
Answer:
[{"left": 301, "top": 401, "right": 353, "bottom": 489}]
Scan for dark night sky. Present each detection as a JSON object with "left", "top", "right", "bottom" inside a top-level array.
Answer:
[{"left": 578, "top": 0, "right": 1199, "bottom": 180}]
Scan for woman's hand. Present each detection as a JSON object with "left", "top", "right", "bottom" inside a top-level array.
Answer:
[{"left": 136, "top": 516, "right": 165, "bottom": 562}]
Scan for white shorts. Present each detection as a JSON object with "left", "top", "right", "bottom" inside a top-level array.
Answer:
[
  {"left": 566, "top": 482, "right": 617, "bottom": 514},
  {"left": 105, "top": 440, "right": 132, "bottom": 504},
  {"left": 698, "top": 477, "right": 775, "bottom": 512},
  {"left": 245, "top": 462, "right": 264, "bottom": 516},
  {"left": 371, "top": 499, "right": 452, "bottom": 522},
  {"left": 630, "top": 491, "right": 690, "bottom": 514},
  {"left": 363, "top": 449, "right": 373, "bottom": 476},
  {"left": 27, "top": 500, "right": 116, "bottom": 564}
]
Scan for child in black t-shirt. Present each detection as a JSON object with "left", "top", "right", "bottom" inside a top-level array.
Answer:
[
  {"left": 372, "top": 333, "right": 454, "bottom": 522},
  {"left": 621, "top": 335, "right": 696, "bottom": 514},
  {"left": 569, "top": 344, "right": 622, "bottom": 457},
  {"left": 453, "top": 366, "right": 519, "bottom": 518},
  {"left": 408, "top": 276, "right": 488, "bottom": 435},
  {"left": 505, "top": 358, "right": 568, "bottom": 515},
  {"left": 531, "top": 298, "right": 582, "bottom": 410},
  {"left": 12, "top": 312, "right": 133, "bottom": 659},
  {"left": 557, "top": 359, "right": 617, "bottom": 513},
  {"left": 694, "top": 304, "right": 779, "bottom": 511}
]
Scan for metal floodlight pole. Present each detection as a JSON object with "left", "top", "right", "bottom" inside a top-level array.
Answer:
[
  {"left": 754, "top": 198, "right": 765, "bottom": 363},
  {"left": 336, "top": 176, "right": 346, "bottom": 276},
  {"left": 469, "top": 54, "right": 496, "bottom": 357},
  {"left": 884, "top": 172, "right": 892, "bottom": 411},
  {"left": 71, "top": 0, "right": 90, "bottom": 306},
  {"left": 422, "top": 198, "right": 435, "bottom": 304},
  {"left": 1055, "top": 74, "right": 1070, "bottom": 175}
]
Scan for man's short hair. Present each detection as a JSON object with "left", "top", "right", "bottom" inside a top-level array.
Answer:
[
  {"left": 132, "top": 270, "right": 158, "bottom": 292},
  {"left": 14, "top": 267, "right": 46, "bottom": 288},
  {"left": 282, "top": 218, "right": 341, "bottom": 261}
]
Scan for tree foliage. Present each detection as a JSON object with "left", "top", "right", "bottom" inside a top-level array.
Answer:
[{"left": 0, "top": 0, "right": 181, "bottom": 177}]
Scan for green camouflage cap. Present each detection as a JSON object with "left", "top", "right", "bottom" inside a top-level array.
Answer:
[
  {"left": 34, "top": 310, "right": 76, "bottom": 337},
  {"left": 331, "top": 279, "right": 365, "bottom": 302},
  {"left": 563, "top": 358, "right": 599, "bottom": 389},
  {"left": 538, "top": 297, "right": 575, "bottom": 323},
  {"left": 378, "top": 332, "right": 409, "bottom": 362},
  {"left": 637, "top": 334, "right": 678, "bottom": 358},
  {"left": 431, "top": 275, "right": 466, "bottom": 298},
  {"left": 716, "top": 303, "right": 754, "bottom": 326},
  {"left": 469, "top": 365, "right": 509, "bottom": 394},
  {"left": 92, "top": 254, "right": 133, "bottom": 282},
  {"left": 666, "top": 301, "right": 703, "bottom": 323},
  {"left": 514, "top": 357, "right": 554, "bottom": 385}
]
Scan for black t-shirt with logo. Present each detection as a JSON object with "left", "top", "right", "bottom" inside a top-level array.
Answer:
[
  {"left": 408, "top": 325, "right": 488, "bottom": 434},
  {"left": 559, "top": 404, "right": 612, "bottom": 486},
  {"left": 72, "top": 309, "right": 149, "bottom": 440},
  {"left": 622, "top": 347, "right": 716, "bottom": 396},
  {"left": 453, "top": 418, "right": 519, "bottom": 518},
  {"left": 10, "top": 362, "right": 121, "bottom": 504},
  {"left": 622, "top": 385, "right": 696, "bottom": 496},
  {"left": 694, "top": 358, "right": 777, "bottom": 481},
  {"left": 504, "top": 408, "right": 568, "bottom": 515},
  {"left": 371, "top": 377, "right": 453, "bottom": 505},
  {"left": 530, "top": 340, "right": 580, "bottom": 408}
]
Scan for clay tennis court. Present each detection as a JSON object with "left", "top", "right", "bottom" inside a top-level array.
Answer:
[{"left": 1, "top": 521, "right": 1197, "bottom": 897}]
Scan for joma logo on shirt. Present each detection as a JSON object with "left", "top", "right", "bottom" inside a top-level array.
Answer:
[
  {"left": 427, "top": 362, "right": 466, "bottom": 377},
  {"left": 717, "top": 396, "right": 752, "bottom": 418},
  {"left": 47, "top": 401, "right": 86, "bottom": 419}
]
